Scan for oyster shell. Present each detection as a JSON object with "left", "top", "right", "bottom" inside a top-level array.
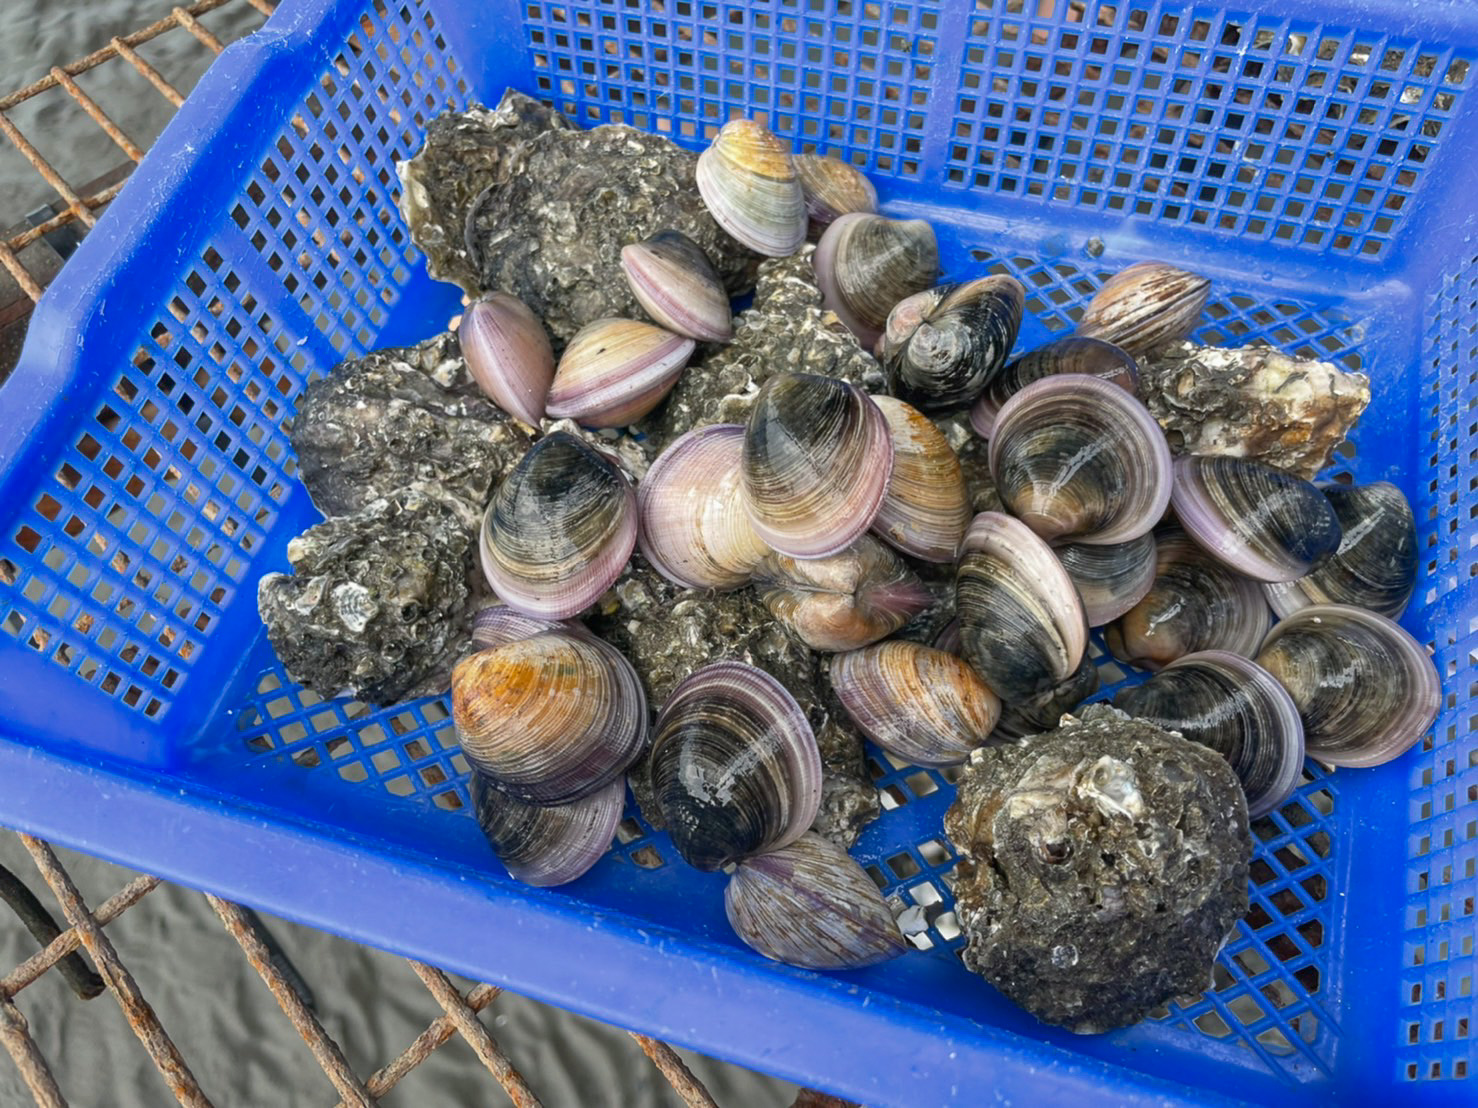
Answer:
[{"left": 945, "top": 704, "right": 1251, "bottom": 1033}]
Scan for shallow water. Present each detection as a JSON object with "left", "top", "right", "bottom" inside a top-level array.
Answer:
[{"left": 0, "top": 4, "right": 796, "bottom": 1103}]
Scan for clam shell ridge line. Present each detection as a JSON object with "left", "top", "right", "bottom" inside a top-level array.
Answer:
[
  {"left": 741, "top": 373, "right": 895, "bottom": 559},
  {"left": 955, "top": 511, "right": 1088, "bottom": 701},
  {"left": 470, "top": 772, "right": 625, "bottom": 887},
  {"left": 871, "top": 395, "right": 972, "bottom": 563},
  {"left": 460, "top": 292, "right": 556, "bottom": 427},
  {"left": 696, "top": 118, "right": 807, "bottom": 257}
]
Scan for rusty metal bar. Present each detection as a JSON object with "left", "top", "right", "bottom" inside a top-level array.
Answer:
[
  {"left": 630, "top": 1034, "right": 721, "bottom": 1108},
  {"left": 0, "top": 864, "right": 102, "bottom": 1000},
  {"left": 172, "top": 8, "right": 228, "bottom": 54},
  {"left": 349, "top": 983, "right": 501, "bottom": 1104},
  {"left": 49, "top": 68, "right": 147, "bottom": 163},
  {"left": 0, "top": 116, "right": 95, "bottom": 230},
  {"left": 245, "top": 0, "right": 277, "bottom": 13},
  {"left": 407, "top": 961, "right": 542, "bottom": 1108},
  {"left": 19, "top": 837, "right": 209, "bottom": 1107},
  {"left": 110, "top": 39, "right": 186, "bottom": 108},
  {"left": 0, "top": 994, "right": 66, "bottom": 1108},
  {"left": 1, "top": 875, "right": 159, "bottom": 998},
  {"left": 205, "top": 896, "right": 373, "bottom": 1108},
  {"left": 0, "top": 0, "right": 246, "bottom": 112},
  {"left": 6, "top": 181, "right": 126, "bottom": 255}
]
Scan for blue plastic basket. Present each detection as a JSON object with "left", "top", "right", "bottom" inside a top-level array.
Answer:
[{"left": 0, "top": 0, "right": 1473, "bottom": 1101}]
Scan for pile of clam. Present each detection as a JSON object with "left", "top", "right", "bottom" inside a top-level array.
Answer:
[{"left": 440, "top": 117, "right": 1438, "bottom": 978}]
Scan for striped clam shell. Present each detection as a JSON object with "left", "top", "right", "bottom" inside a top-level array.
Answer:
[
  {"left": 741, "top": 373, "right": 894, "bottom": 559},
  {"left": 1263, "top": 482, "right": 1417, "bottom": 620},
  {"left": 989, "top": 374, "right": 1172, "bottom": 546},
  {"left": 1114, "top": 651, "right": 1305, "bottom": 819},
  {"left": 1104, "top": 524, "right": 1272, "bottom": 670},
  {"left": 970, "top": 336, "right": 1139, "bottom": 439},
  {"left": 637, "top": 424, "right": 768, "bottom": 591},
  {"left": 1056, "top": 533, "right": 1159, "bottom": 628},
  {"left": 813, "top": 212, "right": 939, "bottom": 347},
  {"left": 545, "top": 318, "right": 695, "bottom": 429},
  {"left": 459, "top": 293, "right": 555, "bottom": 427},
  {"left": 696, "top": 118, "right": 807, "bottom": 257},
  {"left": 470, "top": 772, "right": 624, "bottom": 888},
  {"left": 650, "top": 661, "right": 822, "bottom": 872},
  {"left": 725, "top": 833, "right": 907, "bottom": 970},
  {"left": 452, "top": 630, "right": 647, "bottom": 806},
  {"left": 830, "top": 641, "right": 1001, "bottom": 767},
  {"left": 1075, "top": 261, "right": 1210, "bottom": 358},
  {"left": 991, "top": 654, "right": 1101, "bottom": 739},
  {"left": 753, "top": 535, "right": 932, "bottom": 652},
  {"left": 1171, "top": 455, "right": 1343, "bottom": 583},
  {"left": 880, "top": 276, "right": 1025, "bottom": 410},
  {"left": 479, "top": 431, "right": 637, "bottom": 619},
  {"left": 870, "top": 396, "right": 972, "bottom": 563},
  {"left": 955, "top": 511, "right": 1087, "bottom": 702},
  {"left": 1256, "top": 604, "right": 1439, "bottom": 768},
  {"left": 795, "top": 154, "right": 878, "bottom": 238},
  {"left": 620, "top": 230, "right": 733, "bottom": 343}
]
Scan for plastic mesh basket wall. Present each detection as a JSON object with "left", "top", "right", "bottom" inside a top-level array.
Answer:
[{"left": 0, "top": 0, "right": 1474, "bottom": 1102}]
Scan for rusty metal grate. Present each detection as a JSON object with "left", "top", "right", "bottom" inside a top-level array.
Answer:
[{"left": 0, "top": 4, "right": 840, "bottom": 1104}]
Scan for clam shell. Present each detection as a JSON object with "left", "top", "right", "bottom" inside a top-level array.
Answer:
[
  {"left": 1263, "top": 482, "right": 1417, "bottom": 619},
  {"left": 546, "top": 318, "right": 695, "bottom": 428},
  {"left": 470, "top": 605, "right": 579, "bottom": 649},
  {"left": 870, "top": 396, "right": 972, "bottom": 562},
  {"left": 754, "top": 535, "right": 932, "bottom": 652},
  {"left": 452, "top": 631, "right": 647, "bottom": 805},
  {"left": 831, "top": 641, "right": 1000, "bottom": 767},
  {"left": 725, "top": 832, "right": 907, "bottom": 970},
  {"left": 650, "top": 661, "right": 823, "bottom": 871},
  {"left": 1256, "top": 604, "right": 1439, "bottom": 768},
  {"left": 1104, "top": 525, "right": 1272, "bottom": 670},
  {"left": 460, "top": 293, "right": 555, "bottom": 427},
  {"left": 955, "top": 511, "right": 1088, "bottom": 701},
  {"left": 1056, "top": 534, "right": 1159, "bottom": 628},
  {"left": 1076, "top": 261, "right": 1210, "bottom": 357},
  {"left": 1114, "top": 651, "right": 1305, "bottom": 819},
  {"left": 470, "top": 772, "right": 623, "bottom": 887},
  {"left": 741, "top": 373, "right": 894, "bottom": 559},
  {"left": 1171, "top": 455, "right": 1343, "bottom": 583},
  {"left": 880, "top": 277, "right": 1025, "bottom": 410},
  {"left": 795, "top": 154, "right": 878, "bottom": 237},
  {"left": 970, "top": 336, "right": 1140, "bottom": 439},
  {"left": 480, "top": 431, "right": 637, "bottom": 618},
  {"left": 696, "top": 118, "right": 807, "bottom": 257},
  {"left": 637, "top": 424, "right": 767, "bottom": 591},
  {"left": 813, "top": 213, "right": 940, "bottom": 347},
  {"left": 620, "top": 230, "right": 733, "bottom": 343},
  {"left": 989, "top": 374, "right": 1172, "bottom": 545},
  {"left": 992, "top": 654, "right": 1101, "bottom": 739}
]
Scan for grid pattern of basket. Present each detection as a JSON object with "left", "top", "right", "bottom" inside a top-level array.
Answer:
[{"left": 0, "top": 0, "right": 1473, "bottom": 1103}]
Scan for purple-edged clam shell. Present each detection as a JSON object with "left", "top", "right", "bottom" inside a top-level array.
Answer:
[
  {"left": 870, "top": 396, "right": 971, "bottom": 563},
  {"left": 696, "top": 119, "right": 806, "bottom": 257},
  {"left": 1262, "top": 481, "right": 1417, "bottom": 620},
  {"left": 545, "top": 318, "right": 695, "bottom": 429},
  {"left": 1170, "top": 455, "right": 1342, "bottom": 583},
  {"left": 955, "top": 511, "right": 1087, "bottom": 702},
  {"left": 991, "top": 654, "right": 1100, "bottom": 739},
  {"left": 989, "top": 374, "right": 1172, "bottom": 546},
  {"left": 620, "top": 230, "right": 733, "bottom": 343},
  {"left": 452, "top": 630, "right": 647, "bottom": 805},
  {"left": 1104, "top": 524, "right": 1271, "bottom": 670},
  {"left": 470, "top": 605, "right": 581, "bottom": 649},
  {"left": 1114, "top": 650, "right": 1305, "bottom": 819},
  {"left": 637, "top": 424, "right": 767, "bottom": 591},
  {"left": 795, "top": 154, "right": 878, "bottom": 238},
  {"left": 879, "top": 277, "right": 1025, "bottom": 411},
  {"left": 970, "top": 335, "right": 1139, "bottom": 439},
  {"left": 649, "top": 661, "right": 823, "bottom": 871},
  {"left": 813, "top": 212, "right": 939, "bottom": 348},
  {"left": 470, "top": 773, "right": 624, "bottom": 888},
  {"left": 1056, "top": 533, "right": 1159, "bottom": 628},
  {"left": 725, "top": 832, "right": 907, "bottom": 970},
  {"left": 1075, "top": 261, "right": 1210, "bottom": 358},
  {"left": 1256, "top": 604, "right": 1439, "bottom": 769},
  {"left": 741, "top": 373, "right": 894, "bottom": 560},
  {"left": 830, "top": 641, "right": 1000, "bottom": 767},
  {"left": 480, "top": 431, "right": 637, "bottom": 619},
  {"left": 459, "top": 293, "right": 555, "bottom": 427},
  {"left": 754, "top": 536, "right": 932, "bottom": 652}
]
